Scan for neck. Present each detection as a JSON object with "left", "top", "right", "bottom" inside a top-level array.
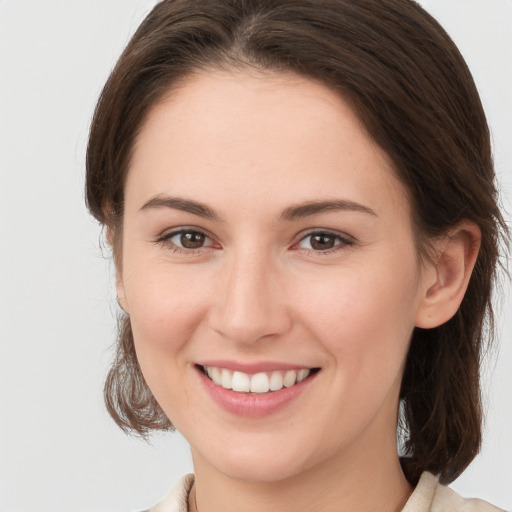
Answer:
[{"left": 190, "top": 437, "right": 412, "bottom": 512}]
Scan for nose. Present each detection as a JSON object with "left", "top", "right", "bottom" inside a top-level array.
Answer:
[{"left": 208, "top": 249, "right": 292, "bottom": 346}]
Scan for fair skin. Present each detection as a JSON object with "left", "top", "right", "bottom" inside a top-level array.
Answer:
[{"left": 115, "top": 70, "right": 480, "bottom": 512}]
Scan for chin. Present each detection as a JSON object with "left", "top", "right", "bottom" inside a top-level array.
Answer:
[
  {"left": 191, "top": 433, "right": 323, "bottom": 484},
  {"left": 213, "top": 455, "right": 308, "bottom": 483}
]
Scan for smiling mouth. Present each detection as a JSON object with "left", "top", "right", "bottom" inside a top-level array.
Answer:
[{"left": 199, "top": 365, "right": 319, "bottom": 394}]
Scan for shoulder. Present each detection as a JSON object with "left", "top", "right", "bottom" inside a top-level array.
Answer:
[
  {"left": 145, "top": 472, "right": 507, "bottom": 512},
  {"left": 147, "top": 474, "right": 194, "bottom": 512},
  {"left": 403, "top": 472, "right": 506, "bottom": 512},
  {"left": 432, "top": 482, "right": 505, "bottom": 512}
]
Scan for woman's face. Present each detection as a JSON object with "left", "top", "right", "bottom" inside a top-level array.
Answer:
[{"left": 118, "top": 70, "right": 434, "bottom": 482}]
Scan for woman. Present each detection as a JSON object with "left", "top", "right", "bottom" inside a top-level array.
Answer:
[{"left": 86, "top": 1, "right": 508, "bottom": 510}]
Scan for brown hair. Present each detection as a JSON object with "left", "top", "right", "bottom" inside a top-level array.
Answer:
[{"left": 86, "top": 0, "right": 508, "bottom": 485}]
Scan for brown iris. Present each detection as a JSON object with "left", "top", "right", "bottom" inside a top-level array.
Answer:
[
  {"left": 180, "top": 232, "right": 206, "bottom": 249},
  {"left": 310, "top": 234, "right": 337, "bottom": 251}
]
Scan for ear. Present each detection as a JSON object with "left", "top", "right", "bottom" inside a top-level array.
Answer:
[
  {"left": 106, "top": 226, "right": 130, "bottom": 314},
  {"left": 115, "top": 275, "right": 129, "bottom": 314},
  {"left": 415, "top": 221, "right": 481, "bottom": 329}
]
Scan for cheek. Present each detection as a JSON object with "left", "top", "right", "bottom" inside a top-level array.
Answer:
[
  {"left": 122, "top": 261, "right": 212, "bottom": 359},
  {"left": 296, "top": 256, "right": 419, "bottom": 377},
  {"left": 121, "top": 265, "right": 214, "bottom": 424}
]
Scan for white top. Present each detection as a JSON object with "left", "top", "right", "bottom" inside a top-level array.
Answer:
[{"left": 147, "top": 472, "right": 505, "bottom": 512}]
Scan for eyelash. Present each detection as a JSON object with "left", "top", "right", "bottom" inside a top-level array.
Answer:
[
  {"left": 155, "top": 228, "right": 354, "bottom": 255},
  {"left": 294, "top": 230, "right": 354, "bottom": 255},
  {"left": 155, "top": 228, "right": 215, "bottom": 255}
]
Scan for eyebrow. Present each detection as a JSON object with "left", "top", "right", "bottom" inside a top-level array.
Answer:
[
  {"left": 139, "top": 195, "right": 377, "bottom": 221},
  {"left": 280, "top": 200, "right": 377, "bottom": 221},
  {"left": 140, "top": 195, "right": 220, "bottom": 220}
]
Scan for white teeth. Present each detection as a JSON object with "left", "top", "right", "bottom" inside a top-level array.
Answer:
[
  {"left": 221, "top": 369, "right": 232, "bottom": 389},
  {"left": 232, "top": 371, "right": 250, "bottom": 392},
  {"left": 203, "top": 366, "right": 312, "bottom": 394},
  {"left": 269, "top": 371, "right": 283, "bottom": 391},
  {"left": 283, "top": 370, "right": 297, "bottom": 388},
  {"left": 297, "top": 369, "right": 310, "bottom": 382},
  {"left": 250, "top": 372, "right": 270, "bottom": 393},
  {"left": 211, "top": 367, "right": 222, "bottom": 385}
]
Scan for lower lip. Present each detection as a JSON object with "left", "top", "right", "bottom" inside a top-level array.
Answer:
[{"left": 197, "top": 367, "right": 317, "bottom": 418}]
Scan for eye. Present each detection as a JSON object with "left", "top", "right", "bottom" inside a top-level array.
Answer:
[
  {"left": 296, "top": 231, "right": 352, "bottom": 252},
  {"left": 157, "top": 228, "right": 216, "bottom": 252},
  {"left": 172, "top": 231, "right": 209, "bottom": 249}
]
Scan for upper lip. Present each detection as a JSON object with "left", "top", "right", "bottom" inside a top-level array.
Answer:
[{"left": 196, "top": 360, "right": 317, "bottom": 374}]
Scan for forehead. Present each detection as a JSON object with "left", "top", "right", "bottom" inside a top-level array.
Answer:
[{"left": 126, "top": 70, "right": 410, "bottom": 219}]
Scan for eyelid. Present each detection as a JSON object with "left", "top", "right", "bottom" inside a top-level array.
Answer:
[
  {"left": 292, "top": 228, "right": 355, "bottom": 252},
  {"left": 155, "top": 226, "right": 219, "bottom": 251}
]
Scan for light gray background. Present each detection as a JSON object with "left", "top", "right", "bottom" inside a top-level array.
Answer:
[{"left": 0, "top": 1, "right": 510, "bottom": 511}]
